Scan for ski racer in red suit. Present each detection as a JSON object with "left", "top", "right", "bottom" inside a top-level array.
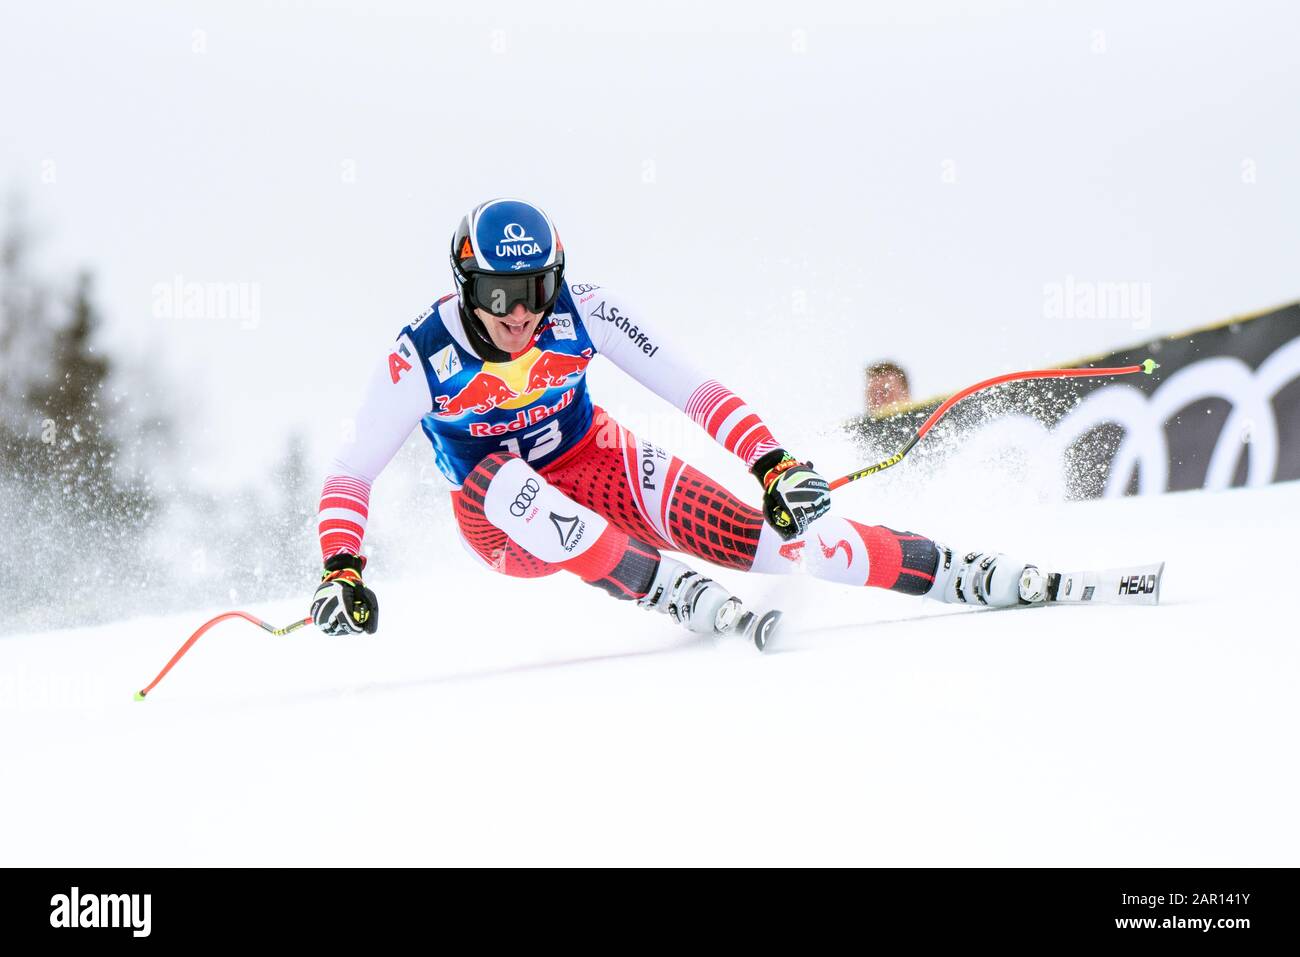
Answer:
[{"left": 311, "top": 199, "right": 1047, "bottom": 645}]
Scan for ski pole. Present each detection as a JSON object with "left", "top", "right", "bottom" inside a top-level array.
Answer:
[
  {"left": 134, "top": 611, "right": 312, "bottom": 700},
  {"left": 831, "top": 358, "right": 1159, "bottom": 490}
]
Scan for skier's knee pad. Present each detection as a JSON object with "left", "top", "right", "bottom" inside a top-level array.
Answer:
[{"left": 479, "top": 454, "right": 611, "bottom": 564}]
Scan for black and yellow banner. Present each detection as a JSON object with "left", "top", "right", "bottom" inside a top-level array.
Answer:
[{"left": 848, "top": 302, "right": 1300, "bottom": 497}]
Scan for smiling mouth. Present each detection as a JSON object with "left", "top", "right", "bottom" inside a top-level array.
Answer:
[{"left": 500, "top": 318, "right": 530, "bottom": 335}]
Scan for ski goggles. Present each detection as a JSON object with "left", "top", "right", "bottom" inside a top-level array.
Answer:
[{"left": 465, "top": 267, "right": 563, "bottom": 318}]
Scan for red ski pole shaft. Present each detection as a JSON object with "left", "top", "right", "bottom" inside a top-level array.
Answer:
[
  {"left": 829, "top": 358, "right": 1159, "bottom": 490},
  {"left": 134, "top": 611, "right": 312, "bottom": 700}
]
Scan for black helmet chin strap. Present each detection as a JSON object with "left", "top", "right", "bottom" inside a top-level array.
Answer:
[{"left": 459, "top": 299, "right": 510, "bottom": 362}]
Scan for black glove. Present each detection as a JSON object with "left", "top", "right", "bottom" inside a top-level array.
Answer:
[
  {"left": 752, "top": 449, "right": 831, "bottom": 541},
  {"left": 311, "top": 554, "right": 379, "bottom": 636}
]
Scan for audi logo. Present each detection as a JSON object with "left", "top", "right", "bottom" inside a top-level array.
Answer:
[
  {"left": 510, "top": 478, "right": 541, "bottom": 516},
  {"left": 933, "top": 340, "right": 1300, "bottom": 497}
]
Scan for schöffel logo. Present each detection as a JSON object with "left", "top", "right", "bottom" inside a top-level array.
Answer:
[
  {"left": 510, "top": 477, "right": 541, "bottom": 517},
  {"left": 50, "top": 887, "right": 151, "bottom": 937},
  {"left": 589, "top": 300, "right": 659, "bottom": 357},
  {"left": 550, "top": 512, "right": 585, "bottom": 551},
  {"left": 1118, "top": 574, "right": 1158, "bottom": 595},
  {"left": 496, "top": 222, "right": 543, "bottom": 259}
]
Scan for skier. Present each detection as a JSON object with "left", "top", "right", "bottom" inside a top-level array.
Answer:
[{"left": 310, "top": 198, "right": 1048, "bottom": 645}]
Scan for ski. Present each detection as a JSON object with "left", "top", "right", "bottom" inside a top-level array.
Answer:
[
  {"left": 736, "top": 561, "right": 1162, "bottom": 654},
  {"left": 732, "top": 607, "right": 783, "bottom": 651},
  {"left": 1044, "top": 561, "right": 1165, "bottom": 606}
]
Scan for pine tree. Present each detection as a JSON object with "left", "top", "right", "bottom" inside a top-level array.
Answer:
[
  {"left": 0, "top": 214, "right": 158, "bottom": 630},
  {"left": 29, "top": 273, "right": 117, "bottom": 505}
]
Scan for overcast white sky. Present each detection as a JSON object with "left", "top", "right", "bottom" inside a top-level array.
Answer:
[{"left": 3, "top": 0, "right": 1298, "bottom": 488}]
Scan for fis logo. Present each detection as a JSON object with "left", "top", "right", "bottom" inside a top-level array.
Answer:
[
  {"left": 1118, "top": 574, "right": 1158, "bottom": 595},
  {"left": 430, "top": 343, "right": 463, "bottom": 383},
  {"left": 50, "top": 887, "right": 151, "bottom": 938}
]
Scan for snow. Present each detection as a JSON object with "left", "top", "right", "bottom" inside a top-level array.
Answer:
[{"left": 2, "top": 481, "right": 1296, "bottom": 866}]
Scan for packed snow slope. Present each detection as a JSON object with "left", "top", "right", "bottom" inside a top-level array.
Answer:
[{"left": 2, "top": 481, "right": 1296, "bottom": 867}]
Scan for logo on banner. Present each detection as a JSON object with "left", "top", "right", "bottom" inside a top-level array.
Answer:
[{"left": 940, "top": 337, "right": 1300, "bottom": 497}]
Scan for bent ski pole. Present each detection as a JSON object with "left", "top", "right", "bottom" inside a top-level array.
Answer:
[
  {"left": 134, "top": 611, "right": 312, "bottom": 700},
  {"left": 830, "top": 358, "right": 1159, "bottom": 490}
]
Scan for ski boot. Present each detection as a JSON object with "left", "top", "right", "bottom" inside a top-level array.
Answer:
[
  {"left": 638, "top": 558, "right": 783, "bottom": 650},
  {"left": 931, "top": 547, "right": 1048, "bottom": 607}
]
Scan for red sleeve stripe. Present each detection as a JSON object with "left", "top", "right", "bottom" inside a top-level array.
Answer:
[
  {"left": 738, "top": 433, "right": 779, "bottom": 466},
  {"left": 724, "top": 413, "right": 763, "bottom": 452},
  {"left": 322, "top": 478, "right": 371, "bottom": 499},
  {"left": 705, "top": 396, "right": 746, "bottom": 438},
  {"left": 319, "top": 517, "right": 366, "bottom": 539},
  {"left": 319, "top": 496, "right": 370, "bottom": 518},
  {"left": 684, "top": 380, "right": 782, "bottom": 466},
  {"left": 318, "top": 474, "right": 372, "bottom": 560},
  {"left": 321, "top": 495, "right": 369, "bottom": 512},
  {"left": 684, "top": 380, "right": 729, "bottom": 420},
  {"left": 321, "top": 531, "right": 363, "bottom": 557}
]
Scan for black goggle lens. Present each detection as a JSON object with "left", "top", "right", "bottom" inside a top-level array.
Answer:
[{"left": 469, "top": 269, "right": 561, "bottom": 317}]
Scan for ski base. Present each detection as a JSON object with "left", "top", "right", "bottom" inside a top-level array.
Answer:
[{"left": 1045, "top": 561, "right": 1164, "bottom": 606}]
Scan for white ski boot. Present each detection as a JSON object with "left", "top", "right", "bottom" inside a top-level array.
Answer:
[
  {"left": 638, "top": 557, "right": 742, "bottom": 634},
  {"left": 638, "top": 557, "right": 784, "bottom": 649},
  {"left": 930, "top": 547, "right": 1048, "bottom": 607}
]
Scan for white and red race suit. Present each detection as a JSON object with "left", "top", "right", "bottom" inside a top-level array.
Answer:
[{"left": 318, "top": 283, "right": 941, "bottom": 599}]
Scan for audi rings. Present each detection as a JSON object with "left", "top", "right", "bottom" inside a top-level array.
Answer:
[{"left": 510, "top": 478, "right": 541, "bottom": 516}]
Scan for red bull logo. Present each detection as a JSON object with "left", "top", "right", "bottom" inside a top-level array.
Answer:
[
  {"left": 435, "top": 373, "right": 518, "bottom": 416},
  {"left": 435, "top": 348, "right": 592, "bottom": 418},
  {"left": 524, "top": 348, "right": 593, "bottom": 392},
  {"left": 468, "top": 388, "right": 575, "bottom": 436}
]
